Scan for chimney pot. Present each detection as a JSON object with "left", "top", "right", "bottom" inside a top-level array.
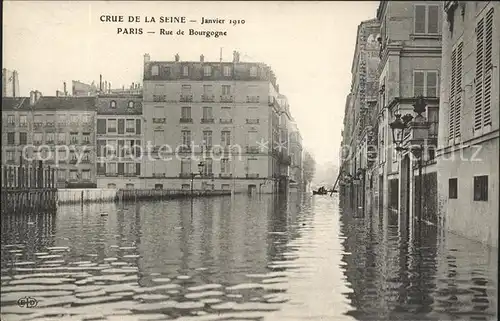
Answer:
[
  {"left": 200, "top": 54, "right": 205, "bottom": 62},
  {"left": 144, "top": 53, "right": 150, "bottom": 63},
  {"left": 30, "top": 91, "right": 36, "bottom": 105},
  {"left": 175, "top": 53, "right": 180, "bottom": 62},
  {"left": 233, "top": 51, "right": 240, "bottom": 63}
]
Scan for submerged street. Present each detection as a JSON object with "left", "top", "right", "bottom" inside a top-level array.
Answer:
[{"left": 1, "top": 194, "right": 497, "bottom": 321}]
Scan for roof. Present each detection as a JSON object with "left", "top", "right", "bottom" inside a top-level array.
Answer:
[
  {"left": 2, "top": 96, "right": 97, "bottom": 112},
  {"left": 96, "top": 96, "right": 143, "bottom": 115}
]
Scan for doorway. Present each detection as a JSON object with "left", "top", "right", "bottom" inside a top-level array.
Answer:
[{"left": 247, "top": 184, "right": 257, "bottom": 195}]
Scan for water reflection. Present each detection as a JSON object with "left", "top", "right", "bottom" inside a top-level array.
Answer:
[{"left": 1, "top": 195, "right": 497, "bottom": 321}]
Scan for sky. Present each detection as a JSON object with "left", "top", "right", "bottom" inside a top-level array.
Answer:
[{"left": 3, "top": 1, "right": 379, "bottom": 166}]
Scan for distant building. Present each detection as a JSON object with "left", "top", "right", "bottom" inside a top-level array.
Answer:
[
  {"left": 437, "top": 1, "right": 499, "bottom": 247},
  {"left": 2, "top": 68, "right": 20, "bottom": 97},
  {"left": 95, "top": 94, "right": 143, "bottom": 189},
  {"left": 2, "top": 93, "right": 97, "bottom": 188},
  {"left": 141, "top": 52, "right": 296, "bottom": 193},
  {"left": 288, "top": 120, "right": 303, "bottom": 192},
  {"left": 72, "top": 80, "right": 99, "bottom": 97}
]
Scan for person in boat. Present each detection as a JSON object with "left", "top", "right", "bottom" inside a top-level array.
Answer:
[{"left": 318, "top": 186, "right": 325, "bottom": 193}]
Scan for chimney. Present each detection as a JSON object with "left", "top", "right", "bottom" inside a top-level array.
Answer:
[
  {"left": 175, "top": 53, "right": 180, "bottom": 62},
  {"left": 63, "top": 82, "right": 67, "bottom": 95},
  {"left": 34, "top": 90, "right": 42, "bottom": 102},
  {"left": 99, "top": 74, "right": 103, "bottom": 92},
  {"left": 276, "top": 84, "right": 280, "bottom": 93},
  {"left": 200, "top": 54, "right": 204, "bottom": 62},
  {"left": 29, "top": 91, "right": 36, "bottom": 105},
  {"left": 108, "top": 82, "right": 111, "bottom": 93},
  {"left": 233, "top": 51, "right": 240, "bottom": 63},
  {"left": 144, "top": 53, "right": 150, "bottom": 63},
  {"left": 105, "top": 81, "right": 108, "bottom": 93}
]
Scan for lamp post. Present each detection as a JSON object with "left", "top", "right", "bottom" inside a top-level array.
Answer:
[
  {"left": 389, "top": 95, "right": 429, "bottom": 222},
  {"left": 190, "top": 161, "right": 205, "bottom": 197},
  {"left": 356, "top": 168, "right": 366, "bottom": 214}
]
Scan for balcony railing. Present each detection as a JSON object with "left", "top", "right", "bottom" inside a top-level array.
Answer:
[
  {"left": 246, "top": 146, "right": 260, "bottom": 154},
  {"left": 151, "top": 118, "right": 166, "bottom": 124},
  {"left": 153, "top": 95, "right": 167, "bottom": 102},
  {"left": 81, "top": 159, "right": 91, "bottom": 164},
  {"left": 220, "top": 95, "right": 233, "bottom": 103},
  {"left": 179, "top": 173, "right": 191, "bottom": 178},
  {"left": 219, "top": 173, "right": 232, "bottom": 178},
  {"left": 246, "top": 119, "right": 259, "bottom": 124},
  {"left": 201, "top": 118, "right": 214, "bottom": 124},
  {"left": 82, "top": 139, "right": 91, "bottom": 145},
  {"left": 106, "top": 173, "right": 118, "bottom": 177},
  {"left": 46, "top": 140, "right": 55, "bottom": 145},
  {"left": 126, "top": 128, "right": 135, "bottom": 133},
  {"left": 19, "top": 123, "right": 28, "bottom": 128},
  {"left": 33, "top": 141, "right": 42, "bottom": 145},
  {"left": 45, "top": 122, "right": 55, "bottom": 128},
  {"left": 123, "top": 173, "right": 136, "bottom": 177},
  {"left": 70, "top": 139, "right": 79, "bottom": 144},
  {"left": 246, "top": 96, "right": 260, "bottom": 103},
  {"left": 220, "top": 118, "right": 233, "bottom": 124},
  {"left": 69, "top": 159, "right": 78, "bottom": 164},
  {"left": 202, "top": 94, "right": 215, "bottom": 102},
  {"left": 180, "top": 94, "right": 193, "bottom": 102},
  {"left": 153, "top": 173, "right": 166, "bottom": 178},
  {"left": 6, "top": 122, "right": 15, "bottom": 127},
  {"left": 34, "top": 123, "right": 43, "bottom": 129},
  {"left": 246, "top": 173, "right": 259, "bottom": 178},
  {"left": 180, "top": 118, "right": 192, "bottom": 123}
]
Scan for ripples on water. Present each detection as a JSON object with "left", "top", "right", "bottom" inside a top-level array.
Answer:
[{"left": 1, "top": 194, "right": 497, "bottom": 321}]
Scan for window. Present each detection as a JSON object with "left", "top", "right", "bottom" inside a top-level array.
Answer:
[
  {"left": 181, "top": 158, "right": 191, "bottom": 174},
  {"left": 203, "top": 85, "right": 213, "bottom": 94},
  {"left": 223, "top": 66, "right": 232, "bottom": 77},
  {"left": 58, "top": 115, "right": 66, "bottom": 125},
  {"left": 70, "top": 115, "right": 79, "bottom": 124},
  {"left": 126, "top": 183, "right": 134, "bottom": 189},
  {"left": 182, "top": 130, "right": 191, "bottom": 146},
  {"left": 151, "top": 65, "right": 159, "bottom": 76},
  {"left": 82, "top": 170, "right": 91, "bottom": 180},
  {"left": 118, "top": 163, "right": 125, "bottom": 175},
  {"left": 82, "top": 151, "right": 91, "bottom": 162},
  {"left": 203, "top": 131, "right": 212, "bottom": 147},
  {"left": 34, "top": 115, "right": 43, "bottom": 124},
  {"left": 221, "top": 131, "right": 231, "bottom": 146},
  {"left": 221, "top": 158, "right": 230, "bottom": 173},
  {"left": 19, "top": 132, "right": 27, "bottom": 145},
  {"left": 34, "top": 133, "right": 43, "bottom": 145},
  {"left": 449, "top": 178, "right": 458, "bottom": 199},
  {"left": 204, "top": 158, "right": 213, "bottom": 175},
  {"left": 414, "top": 4, "right": 440, "bottom": 34},
  {"left": 182, "top": 184, "right": 190, "bottom": 190},
  {"left": 449, "top": 42, "right": 463, "bottom": 142},
  {"left": 126, "top": 163, "right": 135, "bottom": 175},
  {"left": 108, "top": 183, "right": 117, "bottom": 189},
  {"left": 203, "top": 107, "right": 213, "bottom": 119},
  {"left": 20, "top": 115, "right": 27, "bottom": 126},
  {"left": 153, "top": 130, "right": 164, "bottom": 146},
  {"left": 107, "top": 140, "right": 117, "bottom": 157},
  {"left": 57, "top": 133, "right": 66, "bottom": 144},
  {"left": 46, "top": 133, "right": 55, "bottom": 144},
  {"left": 154, "top": 106, "right": 165, "bottom": 122},
  {"left": 413, "top": 70, "right": 438, "bottom": 97},
  {"left": 222, "top": 85, "right": 231, "bottom": 95},
  {"left": 7, "top": 132, "right": 15, "bottom": 145},
  {"left": 474, "top": 8, "right": 494, "bottom": 133},
  {"left": 128, "top": 101, "right": 134, "bottom": 109},
  {"left": 181, "top": 106, "right": 191, "bottom": 119},
  {"left": 182, "top": 65, "right": 189, "bottom": 77},
  {"left": 58, "top": 169, "right": 66, "bottom": 181},
  {"left": 247, "top": 131, "right": 258, "bottom": 147},
  {"left": 70, "top": 132, "right": 79, "bottom": 144},
  {"left": 250, "top": 66, "right": 258, "bottom": 77},
  {"left": 181, "top": 85, "right": 191, "bottom": 94},
  {"left": 82, "top": 114, "right": 91, "bottom": 124},
  {"left": 59, "top": 149, "right": 67, "bottom": 160},
  {"left": 136, "top": 120, "right": 141, "bottom": 134},
  {"left": 70, "top": 170, "right": 78, "bottom": 180},
  {"left": 108, "top": 119, "right": 117, "bottom": 132},
  {"left": 126, "top": 119, "right": 135, "bottom": 133},
  {"left": 7, "top": 115, "right": 15, "bottom": 125},
  {"left": 83, "top": 133, "right": 91, "bottom": 144},
  {"left": 203, "top": 65, "right": 212, "bottom": 76},
  {"left": 118, "top": 119, "right": 125, "bottom": 134},
  {"left": 7, "top": 151, "right": 15, "bottom": 162},
  {"left": 107, "top": 163, "right": 117, "bottom": 174},
  {"left": 473, "top": 175, "right": 488, "bottom": 201},
  {"left": 222, "top": 184, "right": 230, "bottom": 190}
]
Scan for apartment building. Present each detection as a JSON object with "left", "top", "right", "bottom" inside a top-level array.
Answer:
[
  {"left": 438, "top": 1, "right": 499, "bottom": 247},
  {"left": 375, "top": 1, "right": 443, "bottom": 225},
  {"left": 141, "top": 52, "right": 294, "bottom": 193},
  {"left": 95, "top": 95, "right": 143, "bottom": 189},
  {"left": 2, "top": 92, "right": 97, "bottom": 188},
  {"left": 288, "top": 120, "right": 303, "bottom": 192}
]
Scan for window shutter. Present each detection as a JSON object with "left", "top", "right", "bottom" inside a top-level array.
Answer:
[
  {"left": 118, "top": 163, "right": 124, "bottom": 175},
  {"left": 455, "top": 42, "right": 463, "bottom": 140},
  {"left": 474, "top": 17, "right": 485, "bottom": 132},
  {"left": 428, "top": 5, "right": 439, "bottom": 34},
  {"left": 136, "top": 119, "right": 141, "bottom": 134},
  {"left": 415, "top": 5, "right": 426, "bottom": 33},
  {"left": 483, "top": 8, "right": 494, "bottom": 127},
  {"left": 136, "top": 163, "right": 141, "bottom": 175},
  {"left": 426, "top": 71, "right": 438, "bottom": 97},
  {"left": 118, "top": 119, "right": 125, "bottom": 134},
  {"left": 97, "top": 119, "right": 106, "bottom": 134},
  {"left": 413, "top": 71, "right": 425, "bottom": 96},
  {"left": 118, "top": 140, "right": 124, "bottom": 157},
  {"left": 449, "top": 47, "right": 457, "bottom": 140}
]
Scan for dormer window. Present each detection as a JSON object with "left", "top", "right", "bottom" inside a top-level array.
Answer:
[
  {"left": 110, "top": 100, "right": 117, "bottom": 108},
  {"left": 151, "top": 65, "right": 159, "bottom": 76},
  {"left": 182, "top": 65, "right": 189, "bottom": 76},
  {"left": 128, "top": 101, "right": 134, "bottom": 109},
  {"left": 223, "top": 66, "right": 232, "bottom": 77},
  {"left": 203, "top": 65, "right": 212, "bottom": 77},
  {"left": 250, "top": 66, "right": 258, "bottom": 77}
]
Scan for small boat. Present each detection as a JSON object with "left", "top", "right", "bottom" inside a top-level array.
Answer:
[{"left": 312, "top": 190, "right": 329, "bottom": 195}]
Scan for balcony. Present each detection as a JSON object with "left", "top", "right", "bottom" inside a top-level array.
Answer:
[
  {"left": 45, "top": 122, "right": 55, "bottom": 128},
  {"left": 246, "top": 173, "right": 259, "bottom": 178},
  {"left": 57, "top": 140, "right": 66, "bottom": 145},
  {"left": 70, "top": 140, "right": 79, "bottom": 145},
  {"left": 220, "top": 118, "right": 233, "bottom": 124},
  {"left": 126, "top": 128, "right": 135, "bottom": 133},
  {"left": 105, "top": 172, "right": 118, "bottom": 177},
  {"left": 220, "top": 95, "right": 233, "bottom": 103},
  {"left": 179, "top": 173, "right": 191, "bottom": 178},
  {"left": 33, "top": 141, "right": 43, "bottom": 146},
  {"left": 202, "top": 94, "right": 215, "bottom": 102},
  {"left": 82, "top": 139, "right": 91, "bottom": 145},
  {"left": 69, "top": 159, "right": 78, "bottom": 164},
  {"left": 180, "top": 118, "right": 192, "bottom": 123},
  {"left": 246, "top": 119, "right": 259, "bottom": 124},
  {"left": 246, "top": 146, "right": 260, "bottom": 154},
  {"left": 46, "top": 140, "right": 55, "bottom": 145},
  {"left": 123, "top": 173, "right": 136, "bottom": 177},
  {"left": 34, "top": 122, "right": 43, "bottom": 129},
  {"left": 180, "top": 94, "right": 193, "bottom": 102},
  {"left": 153, "top": 118, "right": 166, "bottom": 124},
  {"left": 19, "top": 123, "right": 28, "bottom": 128},
  {"left": 246, "top": 96, "right": 260, "bottom": 103},
  {"left": 201, "top": 118, "right": 214, "bottom": 124},
  {"left": 153, "top": 173, "right": 166, "bottom": 178},
  {"left": 6, "top": 122, "right": 15, "bottom": 128},
  {"left": 153, "top": 95, "right": 167, "bottom": 102},
  {"left": 219, "top": 173, "right": 232, "bottom": 178}
]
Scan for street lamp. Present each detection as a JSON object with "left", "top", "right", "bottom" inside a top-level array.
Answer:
[
  {"left": 389, "top": 113, "right": 413, "bottom": 152},
  {"left": 190, "top": 161, "right": 205, "bottom": 197}
]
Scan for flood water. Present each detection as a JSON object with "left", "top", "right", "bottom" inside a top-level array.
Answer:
[{"left": 1, "top": 194, "right": 497, "bottom": 321}]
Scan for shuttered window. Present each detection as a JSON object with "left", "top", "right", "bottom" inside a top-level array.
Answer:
[
  {"left": 474, "top": 8, "right": 494, "bottom": 133},
  {"left": 449, "top": 41, "right": 463, "bottom": 142}
]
